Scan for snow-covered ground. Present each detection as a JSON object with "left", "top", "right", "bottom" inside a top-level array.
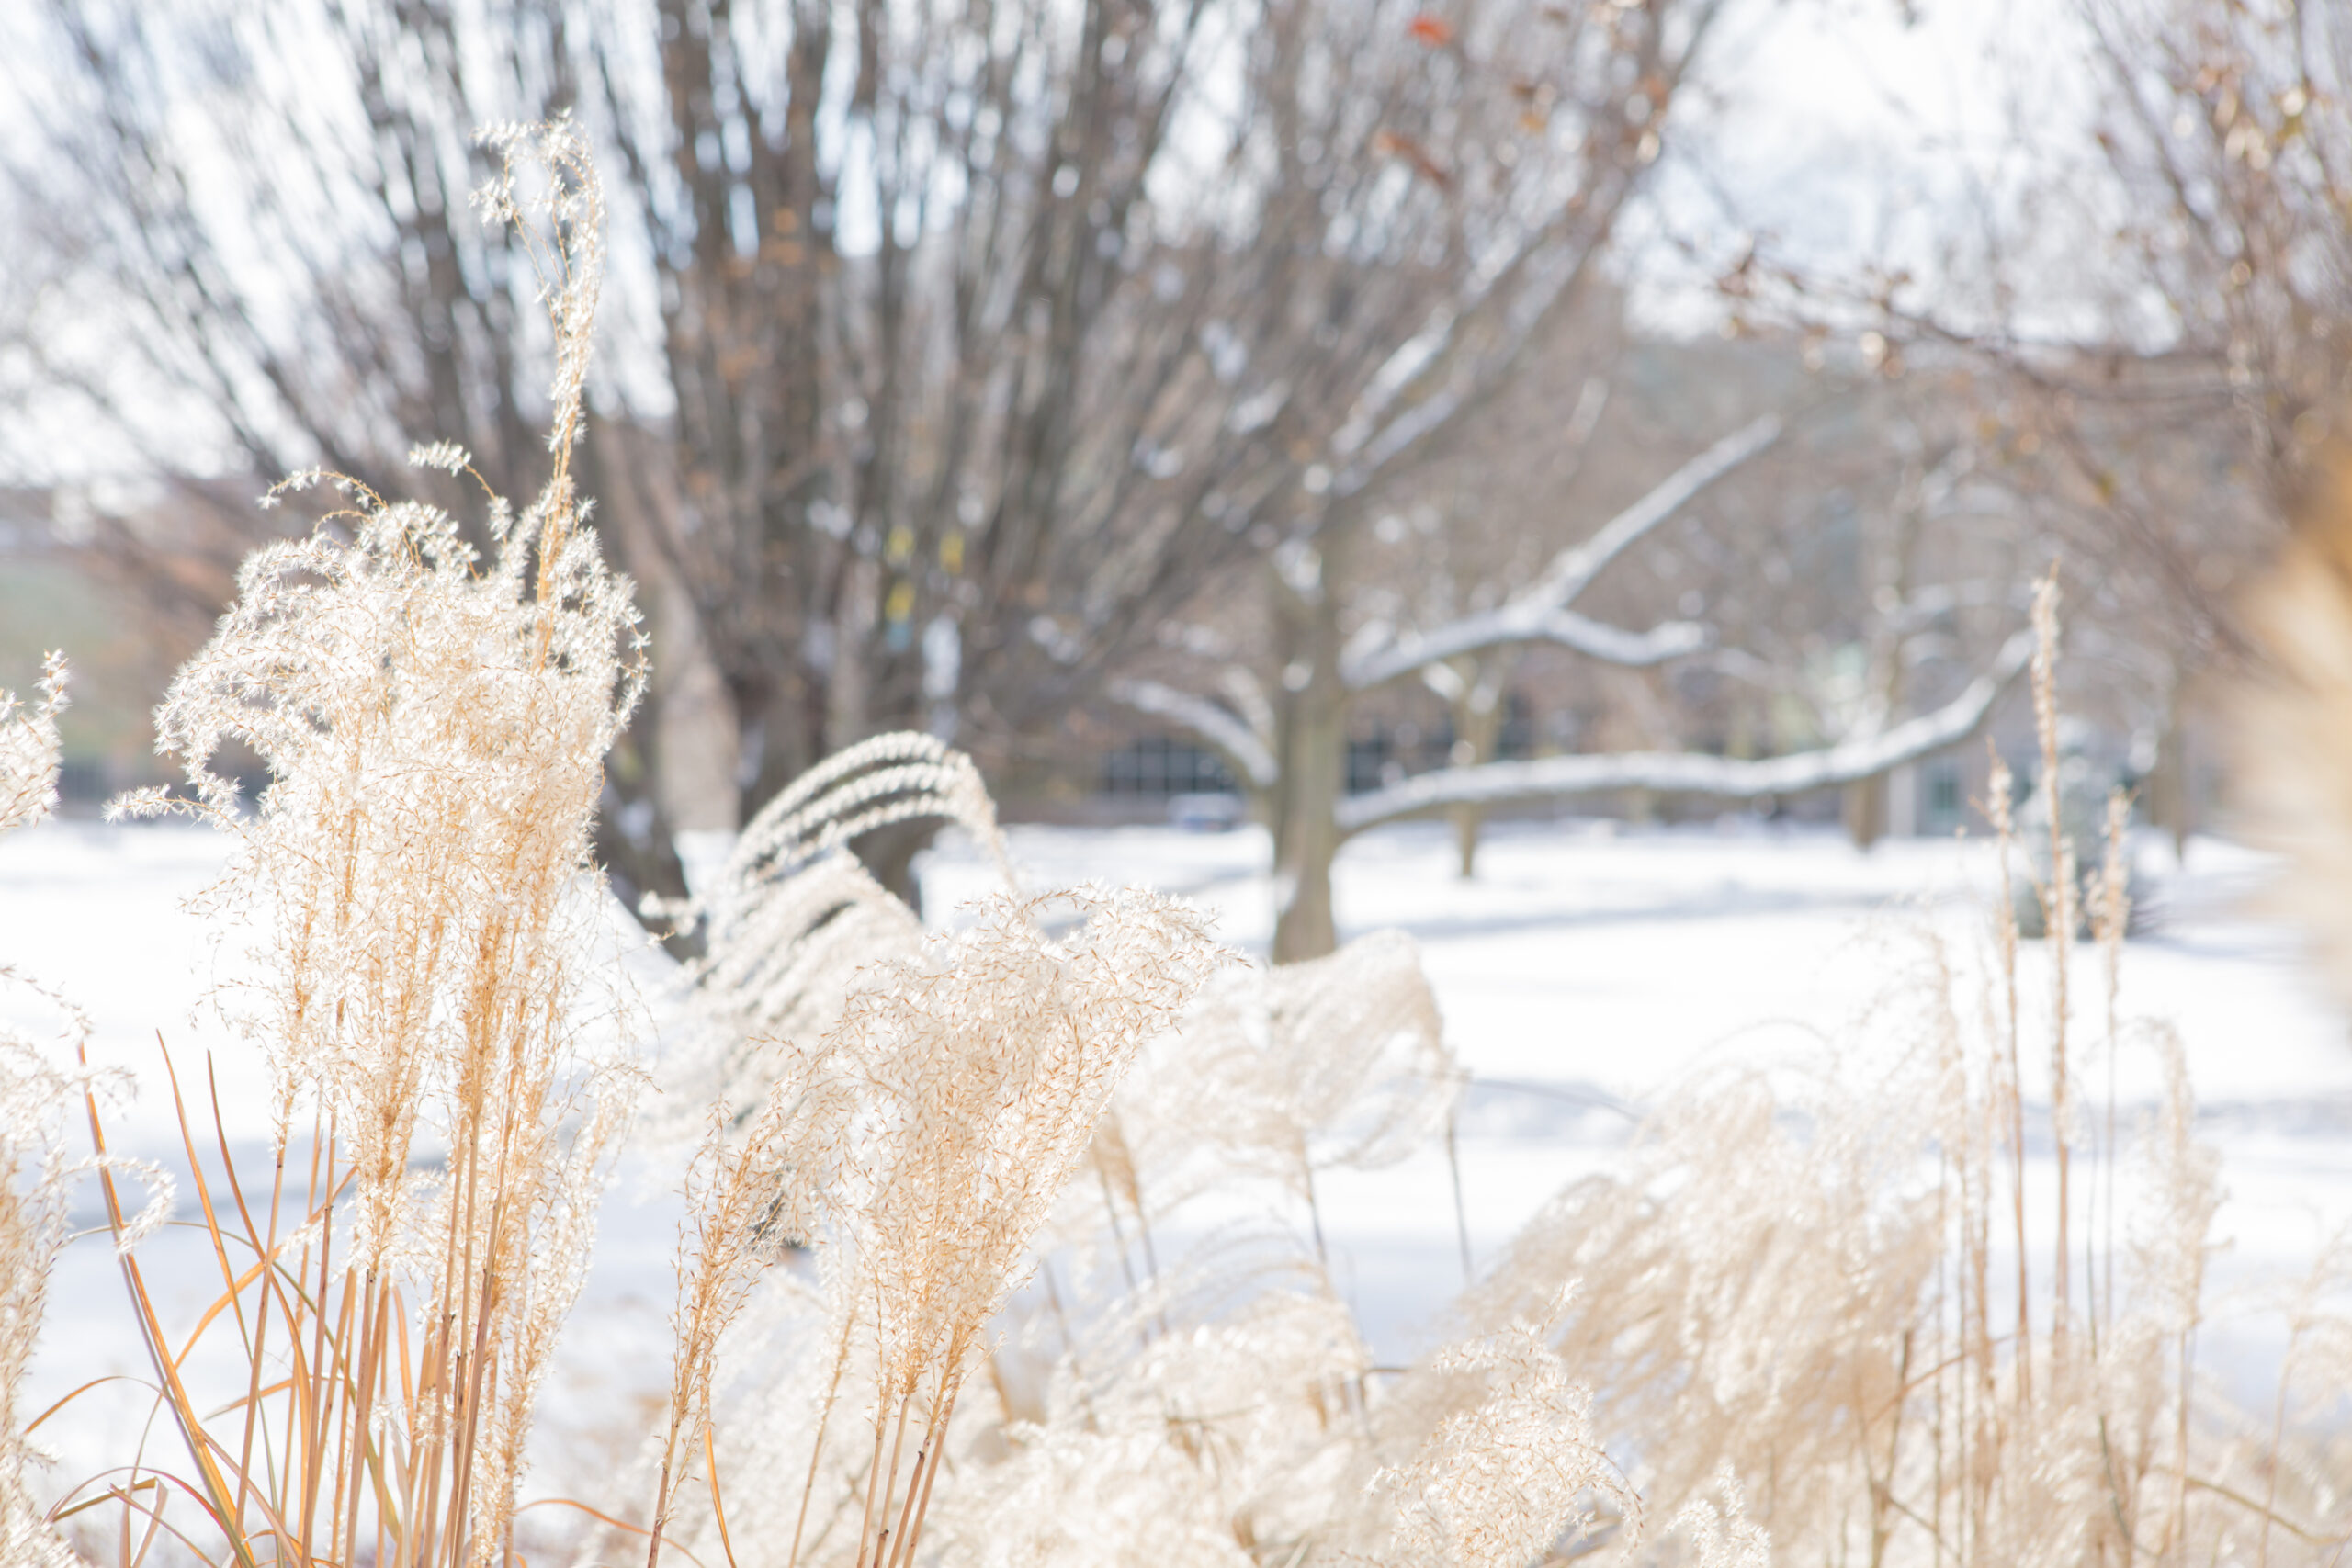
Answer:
[
  {"left": 6, "top": 813, "right": 2351, "bottom": 1514},
  {"left": 941, "top": 818, "right": 2352, "bottom": 1364}
]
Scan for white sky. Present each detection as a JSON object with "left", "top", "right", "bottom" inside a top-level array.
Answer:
[{"left": 1629, "top": 0, "right": 2104, "bottom": 336}]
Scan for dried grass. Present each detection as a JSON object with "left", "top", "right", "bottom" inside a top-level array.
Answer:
[
  {"left": 3, "top": 661, "right": 175, "bottom": 1568},
  {"left": 54, "top": 117, "right": 647, "bottom": 1568}
]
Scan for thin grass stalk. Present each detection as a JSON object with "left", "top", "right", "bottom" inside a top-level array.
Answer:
[
  {"left": 78, "top": 1069, "right": 260, "bottom": 1568},
  {"left": 881, "top": 1389, "right": 942, "bottom": 1568},
  {"left": 853, "top": 1393, "right": 894, "bottom": 1568},
  {"left": 2098, "top": 788, "right": 2130, "bottom": 1351},
  {"left": 299, "top": 1133, "right": 341, "bottom": 1560},
  {"left": 336, "top": 1271, "right": 381, "bottom": 1564},
  {"left": 208, "top": 1075, "right": 282, "bottom": 1544},
  {"left": 1302, "top": 1156, "right": 1330, "bottom": 1269},
  {"left": 890, "top": 1378, "right": 962, "bottom": 1568},
  {"left": 867, "top": 1388, "right": 918, "bottom": 1568},
  {"left": 1447, "top": 1091, "right": 1475, "bottom": 1286},
  {"left": 645, "top": 1444, "right": 678, "bottom": 1568},
  {"left": 786, "top": 1300, "right": 858, "bottom": 1568},
  {"left": 2032, "top": 576, "right": 2074, "bottom": 1370},
  {"left": 1094, "top": 1166, "right": 1145, "bottom": 1308},
  {"left": 1985, "top": 748, "right": 2032, "bottom": 1406},
  {"left": 702, "top": 1426, "right": 741, "bottom": 1568},
  {"left": 322, "top": 1258, "right": 360, "bottom": 1559}
]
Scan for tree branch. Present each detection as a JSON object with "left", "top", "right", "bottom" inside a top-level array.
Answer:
[
  {"left": 1521, "top": 413, "right": 1783, "bottom": 608},
  {"left": 1340, "top": 414, "right": 1780, "bottom": 690},
  {"left": 1336, "top": 628, "right": 2034, "bottom": 833},
  {"left": 1354, "top": 609, "right": 1708, "bottom": 690},
  {"left": 1105, "top": 680, "right": 1279, "bottom": 791}
]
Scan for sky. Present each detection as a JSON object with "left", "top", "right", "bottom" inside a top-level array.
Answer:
[{"left": 1630, "top": 0, "right": 2107, "bottom": 337}]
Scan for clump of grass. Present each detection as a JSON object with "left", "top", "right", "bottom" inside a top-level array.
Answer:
[
  {"left": 67, "top": 117, "right": 647, "bottom": 1566},
  {"left": 3, "top": 660, "right": 175, "bottom": 1568},
  {"left": 793, "top": 887, "right": 1229, "bottom": 1568},
  {"left": 1364, "top": 1294, "right": 1634, "bottom": 1568}
]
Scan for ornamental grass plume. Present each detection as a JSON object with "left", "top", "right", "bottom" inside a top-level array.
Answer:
[
  {"left": 1363, "top": 1299, "right": 1634, "bottom": 1568},
  {"left": 1453, "top": 1043, "right": 1942, "bottom": 1562},
  {"left": 644, "top": 1070, "right": 834, "bottom": 1565},
  {"left": 0, "top": 653, "right": 67, "bottom": 838},
  {"left": 1096, "top": 930, "right": 1456, "bottom": 1264},
  {"left": 933, "top": 1285, "right": 1371, "bottom": 1568},
  {"left": 82, "top": 116, "right": 646, "bottom": 1566},
  {"left": 814, "top": 887, "right": 1229, "bottom": 1568},
  {"left": 636, "top": 881, "right": 1230, "bottom": 1568}
]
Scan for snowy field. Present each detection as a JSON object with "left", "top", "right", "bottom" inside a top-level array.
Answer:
[{"left": 6, "top": 813, "right": 2352, "bottom": 1510}]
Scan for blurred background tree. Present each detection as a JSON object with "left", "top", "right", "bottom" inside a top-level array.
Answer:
[
  {"left": 3, "top": 0, "right": 2335, "bottom": 953},
  {"left": 0, "top": 0, "right": 1738, "bottom": 924},
  {"left": 1679, "top": 0, "right": 2346, "bottom": 860}
]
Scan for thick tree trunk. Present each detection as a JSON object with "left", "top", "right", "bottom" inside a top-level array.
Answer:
[{"left": 1273, "top": 700, "right": 1345, "bottom": 963}]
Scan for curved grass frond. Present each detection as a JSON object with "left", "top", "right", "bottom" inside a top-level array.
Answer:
[{"left": 661, "top": 734, "right": 1012, "bottom": 1138}]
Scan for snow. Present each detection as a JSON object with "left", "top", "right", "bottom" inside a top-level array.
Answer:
[
  {"left": 1335, "top": 628, "right": 2035, "bottom": 829},
  {"left": 7, "top": 812, "right": 2351, "bottom": 1512}
]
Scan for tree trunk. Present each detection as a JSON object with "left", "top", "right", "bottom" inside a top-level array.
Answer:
[
  {"left": 1449, "top": 670, "right": 1509, "bottom": 879},
  {"left": 1843, "top": 454, "right": 1928, "bottom": 853},
  {"left": 1843, "top": 771, "right": 1888, "bottom": 852},
  {"left": 1273, "top": 698, "right": 1345, "bottom": 963},
  {"left": 2146, "top": 680, "right": 2192, "bottom": 863},
  {"left": 1271, "top": 536, "right": 1351, "bottom": 964}
]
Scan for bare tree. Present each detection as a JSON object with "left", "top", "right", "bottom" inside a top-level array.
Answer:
[
  {"left": 1123, "top": 399, "right": 2034, "bottom": 960},
  {"left": 8, "top": 0, "right": 1757, "bottom": 922},
  {"left": 1683, "top": 0, "right": 2347, "bottom": 849}
]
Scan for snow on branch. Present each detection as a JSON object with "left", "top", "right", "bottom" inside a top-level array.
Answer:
[
  {"left": 1106, "top": 678, "right": 1279, "bottom": 790},
  {"left": 1354, "top": 609, "right": 1708, "bottom": 690},
  {"left": 1535, "top": 611, "right": 1711, "bottom": 665},
  {"left": 1532, "top": 412, "right": 1784, "bottom": 603},
  {"left": 1342, "top": 415, "right": 1781, "bottom": 691},
  {"left": 1336, "top": 627, "right": 2035, "bottom": 834}
]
